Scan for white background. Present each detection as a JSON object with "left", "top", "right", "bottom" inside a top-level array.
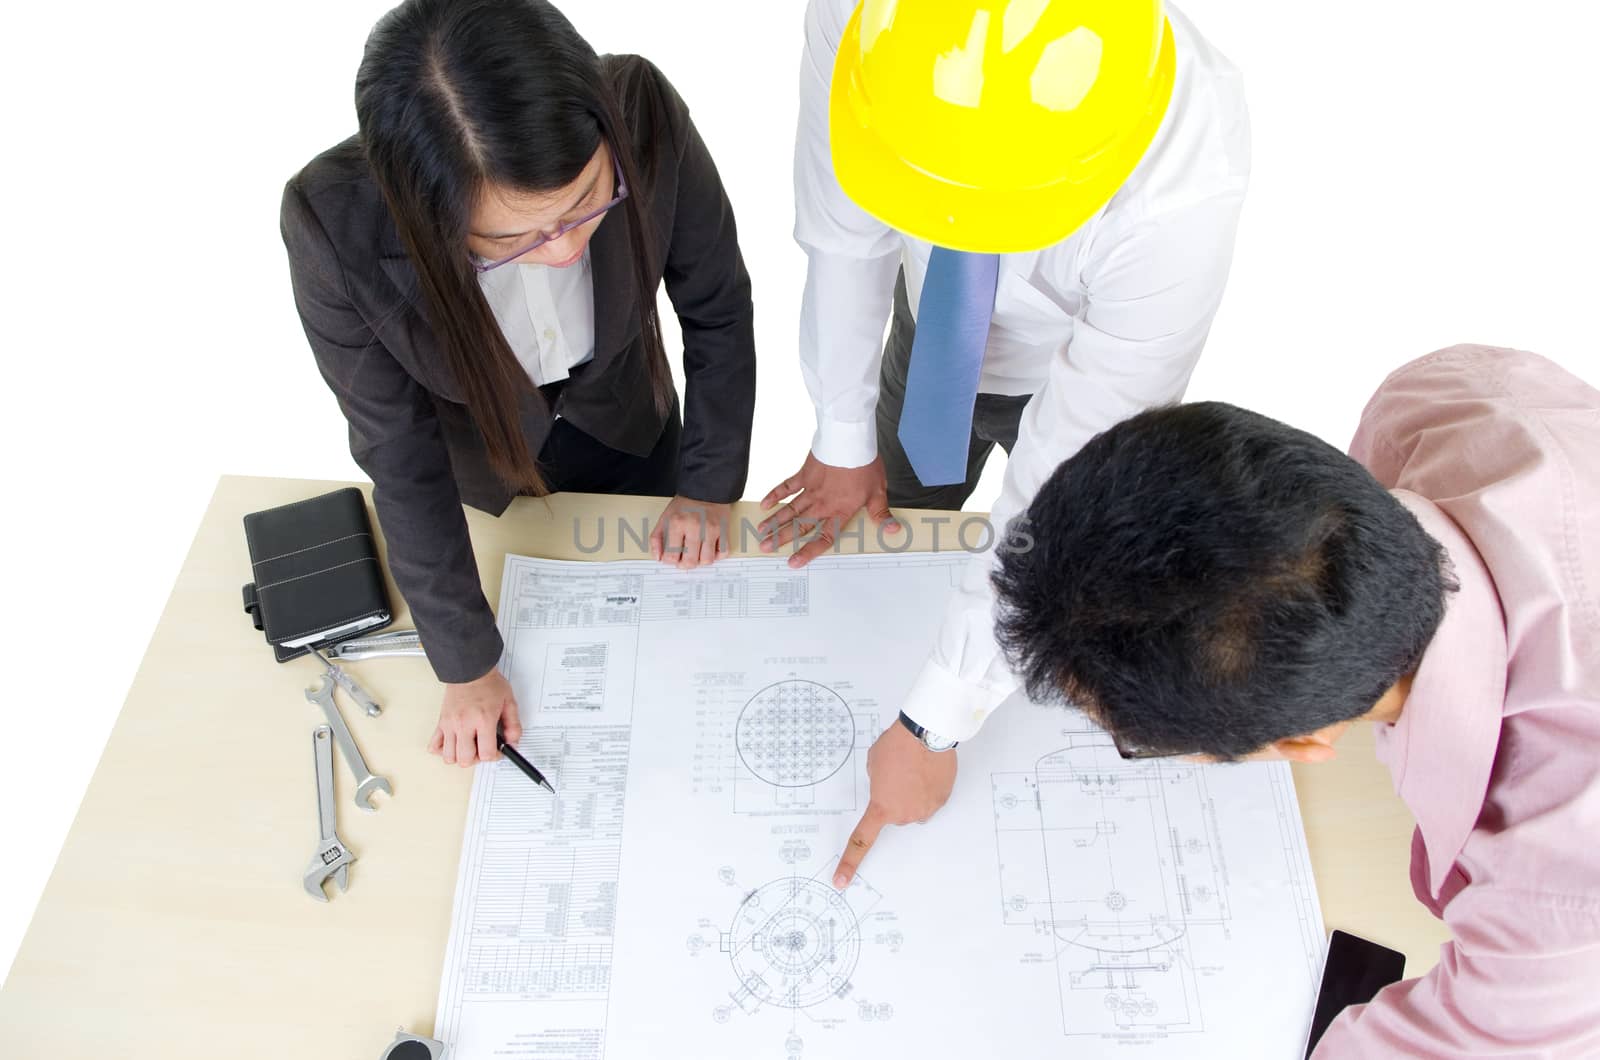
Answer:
[{"left": 1, "top": 0, "right": 1596, "bottom": 984}]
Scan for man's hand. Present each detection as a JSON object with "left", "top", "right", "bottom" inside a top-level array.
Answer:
[
  {"left": 758, "top": 452, "right": 900, "bottom": 568},
  {"left": 428, "top": 666, "right": 522, "bottom": 767},
  {"left": 651, "top": 496, "right": 732, "bottom": 569},
  {"left": 833, "top": 719, "right": 957, "bottom": 888}
]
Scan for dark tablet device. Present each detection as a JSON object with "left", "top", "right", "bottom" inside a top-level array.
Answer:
[{"left": 1305, "top": 929, "right": 1408, "bottom": 1056}]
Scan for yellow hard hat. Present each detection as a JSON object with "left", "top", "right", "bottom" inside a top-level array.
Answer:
[{"left": 830, "top": 0, "right": 1177, "bottom": 254}]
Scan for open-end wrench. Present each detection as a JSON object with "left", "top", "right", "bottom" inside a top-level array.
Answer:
[
  {"left": 304, "top": 725, "right": 355, "bottom": 901},
  {"left": 304, "top": 675, "right": 392, "bottom": 812}
]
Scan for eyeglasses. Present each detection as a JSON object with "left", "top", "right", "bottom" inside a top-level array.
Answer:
[
  {"left": 470, "top": 154, "right": 628, "bottom": 274},
  {"left": 1109, "top": 730, "right": 1178, "bottom": 760}
]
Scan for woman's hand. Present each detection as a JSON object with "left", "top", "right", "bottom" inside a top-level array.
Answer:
[
  {"left": 428, "top": 666, "right": 522, "bottom": 767},
  {"left": 650, "top": 496, "right": 732, "bottom": 569}
]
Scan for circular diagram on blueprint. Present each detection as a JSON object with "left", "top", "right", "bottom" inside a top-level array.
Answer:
[
  {"left": 726, "top": 877, "right": 861, "bottom": 1008},
  {"left": 735, "top": 681, "right": 855, "bottom": 788}
]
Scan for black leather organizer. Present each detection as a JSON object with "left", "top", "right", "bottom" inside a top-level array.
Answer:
[{"left": 241, "top": 487, "right": 393, "bottom": 662}]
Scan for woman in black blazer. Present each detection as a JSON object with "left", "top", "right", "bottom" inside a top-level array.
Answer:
[{"left": 281, "top": 0, "right": 756, "bottom": 767}]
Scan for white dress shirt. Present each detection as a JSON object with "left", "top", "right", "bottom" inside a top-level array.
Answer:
[
  {"left": 795, "top": 0, "right": 1252, "bottom": 740},
  {"left": 478, "top": 248, "right": 596, "bottom": 389}
]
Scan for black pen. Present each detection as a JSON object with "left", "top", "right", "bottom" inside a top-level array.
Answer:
[{"left": 496, "top": 727, "right": 557, "bottom": 795}]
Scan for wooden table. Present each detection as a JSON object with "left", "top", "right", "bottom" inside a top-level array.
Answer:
[{"left": 0, "top": 476, "right": 1450, "bottom": 1057}]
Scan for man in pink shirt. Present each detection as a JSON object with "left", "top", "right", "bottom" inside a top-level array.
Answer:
[{"left": 990, "top": 345, "right": 1599, "bottom": 1055}]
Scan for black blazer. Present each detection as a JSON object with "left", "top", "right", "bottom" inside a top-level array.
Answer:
[{"left": 281, "top": 56, "right": 756, "bottom": 682}]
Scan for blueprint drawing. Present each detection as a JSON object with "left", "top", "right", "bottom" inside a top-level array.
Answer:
[{"left": 435, "top": 553, "right": 1326, "bottom": 1058}]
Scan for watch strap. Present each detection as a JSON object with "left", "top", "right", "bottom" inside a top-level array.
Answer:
[{"left": 898, "top": 710, "right": 958, "bottom": 751}]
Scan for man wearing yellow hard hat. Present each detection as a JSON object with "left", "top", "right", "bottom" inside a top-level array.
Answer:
[{"left": 756, "top": 0, "right": 1251, "bottom": 885}]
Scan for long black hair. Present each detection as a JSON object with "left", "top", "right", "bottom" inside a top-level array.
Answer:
[{"left": 356, "top": 0, "right": 672, "bottom": 495}]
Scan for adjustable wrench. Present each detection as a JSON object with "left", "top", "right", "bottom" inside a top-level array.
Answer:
[
  {"left": 304, "top": 725, "right": 355, "bottom": 901},
  {"left": 305, "top": 674, "right": 392, "bottom": 812}
]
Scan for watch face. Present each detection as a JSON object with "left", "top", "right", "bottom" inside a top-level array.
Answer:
[{"left": 921, "top": 729, "right": 958, "bottom": 753}]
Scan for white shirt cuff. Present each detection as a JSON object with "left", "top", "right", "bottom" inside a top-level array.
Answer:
[
  {"left": 810, "top": 416, "right": 878, "bottom": 469},
  {"left": 901, "top": 658, "right": 1008, "bottom": 743}
]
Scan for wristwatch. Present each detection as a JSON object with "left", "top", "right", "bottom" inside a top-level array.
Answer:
[{"left": 898, "top": 711, "right": 959, "bottom": 752}]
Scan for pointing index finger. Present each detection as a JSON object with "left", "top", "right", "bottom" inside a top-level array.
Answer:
[{"left": 834, "top": 805, "right": 887, "bottom": 889}]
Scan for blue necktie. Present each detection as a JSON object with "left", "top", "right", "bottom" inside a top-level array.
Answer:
[{"left": 897, "top": 248, "right": 1000, "bottom": 487}]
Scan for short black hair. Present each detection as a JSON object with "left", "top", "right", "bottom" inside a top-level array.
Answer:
[{"left": 992, "top": 402, "right": 1452, "bottom": 760}]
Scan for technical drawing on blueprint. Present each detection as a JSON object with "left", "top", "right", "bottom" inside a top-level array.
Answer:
[
  {"left": 435, "top": 552, "right": 1327, "bottom": 1059},
  {"left": 686, "top": 862, "right": 901, "bottom": 1037},
  {"left": 992, "top": 729, "right": 1323, "bottom": 1041}
]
